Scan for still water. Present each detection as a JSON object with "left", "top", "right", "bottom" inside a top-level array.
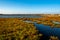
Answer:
[{"left": 34, "top": 23, "right": 60, "bottom": 39}]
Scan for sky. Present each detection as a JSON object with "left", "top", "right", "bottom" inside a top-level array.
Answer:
[{"left": 0, "top": 0, "right": 60, "bottom": 14}]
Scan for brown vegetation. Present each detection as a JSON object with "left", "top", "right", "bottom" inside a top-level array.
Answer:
[{"left": 0, "top": 18, "right": 43, "bottom": 40}]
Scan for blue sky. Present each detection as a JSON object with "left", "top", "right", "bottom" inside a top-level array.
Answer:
[{"left": 0, "top": 0, "right": 60, "bottom": 14}]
